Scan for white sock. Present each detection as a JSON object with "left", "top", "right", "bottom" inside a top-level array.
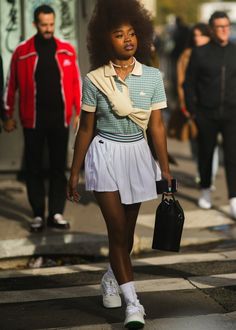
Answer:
[{"left": 120, "top": 281, "right": 138, "bottom": 305}]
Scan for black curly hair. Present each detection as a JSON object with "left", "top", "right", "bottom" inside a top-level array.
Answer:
[
  {"left": 187, "top": 23, "right": 211, "bottom": 48},
  {"left": 87, "top": 0, "right": 154, "bottom": 69}
]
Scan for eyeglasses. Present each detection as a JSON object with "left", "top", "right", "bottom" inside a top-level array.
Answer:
[{"left": 214, "top": 24, "right": 230, "bottom": 30}]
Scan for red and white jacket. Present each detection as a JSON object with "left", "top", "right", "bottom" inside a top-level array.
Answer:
[{"left": 4, "top": 36, "right": 82, "bottom": 128}]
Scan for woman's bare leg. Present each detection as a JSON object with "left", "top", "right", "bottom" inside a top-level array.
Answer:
[
  {"left": 94, "top": 191, "right": 140, "bottom": 284},
  {"left": 124, "top": 203, "right": 141, "bottom": 254}
]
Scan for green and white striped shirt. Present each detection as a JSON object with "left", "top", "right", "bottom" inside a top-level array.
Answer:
[{"left": 82, "top": 60, "right": 167, "bottom": 134}]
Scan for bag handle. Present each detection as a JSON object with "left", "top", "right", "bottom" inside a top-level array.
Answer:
[{"left": 162, "top": 193, "right": 176, "bottom": 201}]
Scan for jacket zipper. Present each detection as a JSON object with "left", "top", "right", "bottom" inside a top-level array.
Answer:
[
  {"left": 220, "top": 65, "right": 225, "bottom": 116},
  {"left": 219, "top": 48, "right": 226, "bottom": 116}
]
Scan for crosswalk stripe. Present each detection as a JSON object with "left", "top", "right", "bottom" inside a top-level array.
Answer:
[
  {"left": 0, "top": 278, "right": 193, "bottom": 304},
  {"left": 0, "top": 251, "right": 236, "bottom": 278},
  {"left": 1, "top": 273, "right": 236, "bottom": 304},
  {"left": 0, "top": 250, "right": 235, "bottom": 279},
  {"left": 42, "top": 311, "right": 236, "bottom": 330},
  {"left": 134, "top": 250, "right": 236, "bottom": 266},
  {"left": 189, "top": 273, "right": 236, "bottom": 289},
  {"left": 137, "top": 205, "right": 234, "bottom": 229},
  {"left": 0, "top": 263, "right": 105, "bottom": 279}
]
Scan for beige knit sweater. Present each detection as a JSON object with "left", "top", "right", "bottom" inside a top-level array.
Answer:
[{"left": 87, "top": 66, "right": 152, "bottom": 134}]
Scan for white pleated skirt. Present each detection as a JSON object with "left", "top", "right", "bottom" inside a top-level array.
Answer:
[{"left": 85, "top": 132, "right": 161, "bottom": 204}]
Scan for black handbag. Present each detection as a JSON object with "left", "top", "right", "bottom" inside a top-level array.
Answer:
[{"left": 152, "top": 194, "right": 185, "bottom": 252}]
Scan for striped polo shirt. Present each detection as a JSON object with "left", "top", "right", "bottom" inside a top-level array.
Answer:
[{"left": 82, "top": 60, "right": 167, "bottom": 134}]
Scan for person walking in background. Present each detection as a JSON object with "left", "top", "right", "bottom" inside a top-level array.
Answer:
[
  {"left": 0, "top": 54, "right": 3, "bottom": 125},
  {"left": 177, "top": 23, "right": 211, "bottom": 117},
  {"left": 67, "top": 0, "right": 172, "bottom": 327},
  {"left": 184, "top": 11, "right": 236, "bottom": 218},
  {"left": 170, "top": 16, "right": 190, "bottom": 99},
  {"left": 3, "top": 4, "right": 82, "bottom": 232},
  {"left": 171, "top": 16, "right": 191, "bottom": 62},
  {"left": 177, "top": 22, "right": 219, "bottom": 187}
]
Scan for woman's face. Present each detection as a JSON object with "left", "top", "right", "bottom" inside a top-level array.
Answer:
[
  {"left": 109, "top": 23, "right": 138, "bottom": 60},
  {"left": 193, "top": 29, "right": 210, "bottom": 46}
]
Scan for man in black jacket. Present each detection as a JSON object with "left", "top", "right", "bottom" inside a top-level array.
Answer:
[{"left": 184, "top": 11, "right": 236, "bottom": 219}]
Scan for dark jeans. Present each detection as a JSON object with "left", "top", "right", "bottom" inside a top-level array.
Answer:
[
  {"left": 23, "top": 127, "right": 69, "bottom": 218},
  {"left": 196, "top": 114, "right": 236, "bottom": 198}
]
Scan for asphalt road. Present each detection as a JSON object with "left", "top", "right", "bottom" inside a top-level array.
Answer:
[
  {"left": 0, "top": 232, "right": 236, "bottom": 330},
  {"left": 0, "top": 139, "right": 235, "bottom": 329}
]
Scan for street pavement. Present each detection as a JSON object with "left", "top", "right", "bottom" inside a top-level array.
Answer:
[
  {"left": 0, "top": 138, "right": 234, "bottom": 260},
  {"left": 0, "top": 250, "right": 236, "bottom": 329},
  {"left": 0, "top": 138, "right": 236, "bottom": 329}
]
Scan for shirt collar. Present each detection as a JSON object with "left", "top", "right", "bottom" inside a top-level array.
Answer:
[{"left": 104, "top": 58, "right": 143, "bottom": 77}]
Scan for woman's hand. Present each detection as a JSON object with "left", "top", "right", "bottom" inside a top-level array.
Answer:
[
  {"left": 180, "top": 106, "right": 191, "bottom": 118},
  {"left": 161, "top": 171, "right": 175, "bottom": 194},
  {"left": 162, "top": 171, "right": 173, "bottom": 184},
  {"left": 67, "top": 111, "right": 96, "bottom": 204},
  {"left": 67, "top": 174, "right": 81, "bottom": 203}
]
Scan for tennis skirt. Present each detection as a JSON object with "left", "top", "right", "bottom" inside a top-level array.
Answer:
[{"left": 85, "top": 131, "right": 161, "bottom": 204}]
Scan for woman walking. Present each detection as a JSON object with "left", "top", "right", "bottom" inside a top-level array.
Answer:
[{"left": 67, "top": 0, "right": 172, "bottom": 327}]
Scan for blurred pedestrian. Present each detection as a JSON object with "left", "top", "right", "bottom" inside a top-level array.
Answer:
[
  {"left": 170, "top": 16, "right": 190, "bottom": 98},
  {"left": 177, "top": 23, "right": 211, "bottom": 117},
  {"left": 67, "top": 0, "right": 171, "bottom": 327},
  {"left": 147, "top": 43, "right": 160, "bottom": 68},
  {"left": 0, "top": 54, "right": 3, "bottom": 125},
  {"left": 3, "top": 4, "right": 82, "bottom": 231},
  {"left": 184, "top": 11, "right": 236, "bottom": 218},
  {"left": 171, "top": 16, "right": 191, "bottom": 62},
  {"left": 146, "top": 43, "right": 178, "bottom": 166},
  {"left": 177, "top": 22, "right": 219, "bottom": 186}
]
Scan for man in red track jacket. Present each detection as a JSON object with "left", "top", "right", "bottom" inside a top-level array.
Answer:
[{"left": 3, "top": 4, "right": 82, "bottom": 232}]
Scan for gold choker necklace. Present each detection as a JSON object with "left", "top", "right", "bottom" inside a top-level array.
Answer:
[{"left": 111, "top": 58, "right": 135, "bottom": 69}]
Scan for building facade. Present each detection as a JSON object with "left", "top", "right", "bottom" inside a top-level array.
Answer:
[{"left": 0, "top": 0, "right": 155, "bottom": 172}]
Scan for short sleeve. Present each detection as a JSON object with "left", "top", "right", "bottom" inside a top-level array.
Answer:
[
  {"left": 151, "top": 70, "right": 167, "bottom": 110},
  {"left": 82, "top": 76, "right": 97, "bottom": 112}
]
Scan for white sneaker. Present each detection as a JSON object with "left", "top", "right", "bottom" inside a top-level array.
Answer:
[
  {"left": 195, "top": 175, "right": 200, "bottom": 184},
  {"left": 124, "top": 302, "right": 146, "bottom": 329},
  {"left": 230, "top": 197, "right": 236, "bottom": 219},
  {"left": 101, "top": 273, "right": 121, "bottom": 308},
  {"left": 210, "top": 184, "right": 216, "bottom": 192},
  {"left": 30, "top": 216, "right": 44, "bottom": 231},
  {"left": 198, "top": 188, "right": 212, "bottom": 209},
  {"left": 48, "top": 213, "right": 70, "bottom": 229}
]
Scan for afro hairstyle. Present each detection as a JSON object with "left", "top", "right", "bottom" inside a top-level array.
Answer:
[{"left": 87, "top": 0, "right": 154, "bottom": 69}]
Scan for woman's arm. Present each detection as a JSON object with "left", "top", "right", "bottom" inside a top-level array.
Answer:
[
  {"left": 183, "top": 48, "right": 198, "bottom": 116},
  {"left": 67, "top": 111, "right": 95, "bottom": 202},
  {"left": 148, "top": 109, "right": 172, "bottom": 183},
  {"left": 177, "top": 50, "right": 187, "bottom": 109},
  {"left": 176, "top": 48, "right": 192, "bottom": 117}
]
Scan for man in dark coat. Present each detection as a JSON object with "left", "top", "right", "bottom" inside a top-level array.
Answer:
[{"left": 184, "top": 11, "right": 236, "bottom": 219}]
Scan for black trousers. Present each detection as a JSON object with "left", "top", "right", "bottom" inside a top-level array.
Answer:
[
  {"left": 23, "top": 127, "right": 69, "bottom": 218},
  {"left": 196, "top": 113, "right": 236, "bottom": 198}
]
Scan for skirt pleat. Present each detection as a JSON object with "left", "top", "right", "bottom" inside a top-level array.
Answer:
[{"left": 85, "top": 134, "right": 161, "bottom": 204}]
